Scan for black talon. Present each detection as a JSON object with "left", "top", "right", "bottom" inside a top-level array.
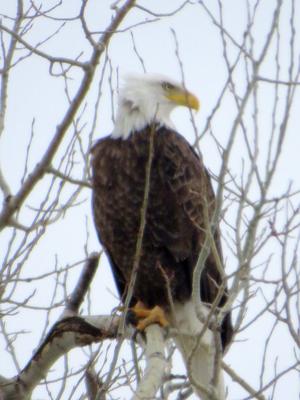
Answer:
[{"left": 126, "top": 309, "right": 139, "bottom": 326}]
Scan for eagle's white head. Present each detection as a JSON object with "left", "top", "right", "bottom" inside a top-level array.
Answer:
[{"left": 111, "top": 74, "right": 199, "bottom": 139}]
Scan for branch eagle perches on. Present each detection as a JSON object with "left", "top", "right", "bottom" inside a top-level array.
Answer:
[{"left": 0, "top": 254, "right": 168, "bottom": 400}]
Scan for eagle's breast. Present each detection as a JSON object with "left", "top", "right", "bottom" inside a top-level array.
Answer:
[{"left": 91, "top": 126, "right": 202, "bottom": 307}]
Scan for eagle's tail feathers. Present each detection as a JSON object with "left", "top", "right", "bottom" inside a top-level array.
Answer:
[
  {"left": 173, "top": 301, "right": 225, "bottom": 400},
  {"left": 175, "top": 335, "right": 225, "bottom": 400}
]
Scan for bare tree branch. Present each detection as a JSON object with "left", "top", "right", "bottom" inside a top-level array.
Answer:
[
  {"left": 63, "top": 252, "right": 100, "bottom": 317},
  {"left": 133, "top": 325, "right": 168, "bottom": 400},
  {"left": 0, "top": 0, "right": 136, "bottom": 230}
]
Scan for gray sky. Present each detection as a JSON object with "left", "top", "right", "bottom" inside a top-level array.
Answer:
[{"left": 0, "top": 1, "right": 299, "bottom": 399}]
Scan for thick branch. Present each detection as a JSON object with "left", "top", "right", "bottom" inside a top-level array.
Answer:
[
  {"left": 0, "top": 317, "right": 168, "bottom": 400},
  {"left": 63, "top": 252, "right": 100, "bottom": 317},
  {"left": 0, "top": 315, "right": 120, "bottom": 400},
  {"left": 133, "top": 325, "right": 167, "bottom": 400}
]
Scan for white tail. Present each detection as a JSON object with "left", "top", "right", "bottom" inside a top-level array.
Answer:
[{"left": 173, "top": 301, "right": 225, "bottom": 400}]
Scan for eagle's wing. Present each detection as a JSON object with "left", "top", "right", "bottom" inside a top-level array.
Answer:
[
  {"left": 91, "top": 138, "right": 130, "bottom": 302},
  {"left": 158, "top": 127, "right": 232, "bottom": 350}
]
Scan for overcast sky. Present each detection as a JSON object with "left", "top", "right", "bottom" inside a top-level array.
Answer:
[{"left": 1, "top": 1, "right": 299, "bottom": 399}]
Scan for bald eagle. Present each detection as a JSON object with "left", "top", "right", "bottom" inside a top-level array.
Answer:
[{"left": 91, "top": 74, "right": 232, "bottom": 399}]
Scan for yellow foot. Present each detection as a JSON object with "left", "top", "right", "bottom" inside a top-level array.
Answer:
[
  {"left": 119, "top": 301, "right": 169, "bottom": 331},
  {"left": 134, "top": 302, "right": 169, "bottom": 331}
]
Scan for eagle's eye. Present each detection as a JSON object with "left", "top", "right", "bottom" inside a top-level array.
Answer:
[{"left": 161, "top": 81, "right": 175, "bottom": 91}]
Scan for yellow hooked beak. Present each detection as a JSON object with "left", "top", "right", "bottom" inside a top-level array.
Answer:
[{"left": 165, "top": 88, "right": 200, "bottom": 111}]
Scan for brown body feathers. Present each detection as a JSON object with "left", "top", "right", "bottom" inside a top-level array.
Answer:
[{"left": 91, "top": 125, "right": 232, "bottom": 350}]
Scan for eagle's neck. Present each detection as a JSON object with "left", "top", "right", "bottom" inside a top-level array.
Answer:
[{"left": 111, "top": 99, "right": 175, "bottom": 139}]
